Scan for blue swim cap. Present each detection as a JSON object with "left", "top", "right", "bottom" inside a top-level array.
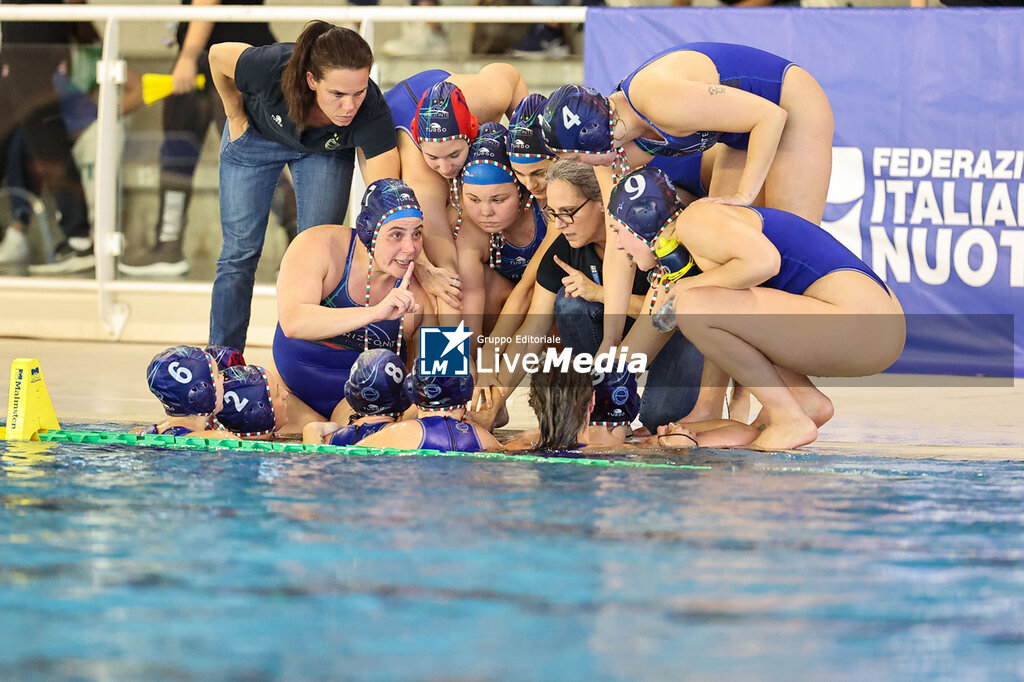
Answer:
[
  {"left": 590, "top": 369, "right": 640, "bottom": 426},
  {"left": 217, "top": 365, "right": 276, "bottom": 436},
  {"left": 344, "top": 349, "right": 412, "bottom": 416},
  {"left": 204, "top": 344, "right": 245, "bottom": 370},
  {"left": 356, "top": 179, "right": 424, "bottom": 247},
  {"left": 146, "top": 345, "right": 217, "bottom": 417},
  {"left": 541, "top": 85, "right": 612, "bottom": 155},
  {"left": 407, "top": 365, "right": 475, "bottom": 410},
  {"left": 412, "top": 80, "right": 479, "bottom": 144},
  {"left": 608, "top": 167, "right": 683, "bottom": 246},
  {"left": 507, "top": 94, "right": 554, "bottom": 161},
  {"left": 461, "top": 122, "right": 516, "bottom": 185}
]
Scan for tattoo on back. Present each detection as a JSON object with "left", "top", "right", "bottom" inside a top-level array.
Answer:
[{"left": 707, "top": 85, "right": 726, "bottom": 96}]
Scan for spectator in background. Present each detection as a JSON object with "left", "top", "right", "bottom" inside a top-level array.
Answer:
[
  {"left": 508, "top": 0, "right": 604, "bottom": 60},
  {"left": 118, "top": 0, "right": 296, "bottom": 278},
  {"left": 0, "top": 0, "right": 99, "bottom": 273},
  {"left": 380, "top": 0, "right": 449, "bottom": 57}
]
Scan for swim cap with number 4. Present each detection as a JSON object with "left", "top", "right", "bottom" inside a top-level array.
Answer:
[{"left": 541, "top": 85, "right": 612, "bottom": 154}]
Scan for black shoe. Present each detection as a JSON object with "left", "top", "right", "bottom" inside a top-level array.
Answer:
[
  {"left": 118, "top": 240, "right": 189, "bottom": 277},
  {"left": 508, "top": 24, "right": 570, "bottom": 59},
  {"left": 28, "top": 239, "right": 95, "bottom": 275}
]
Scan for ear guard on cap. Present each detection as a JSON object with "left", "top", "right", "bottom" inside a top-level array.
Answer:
[
  {"left": 653, "top": 237, "right": 697, "bottom": 282},
  {"left": 540, "top": 85, "right": 612, "bottom": 155},
  {"left": 216, "top": 365, "right": 276, "bottom": 436},
  {"left": 146, "top": 345, "right": 217, "bottom": 417},
  {"left": 344, "top": 349, "right": 412, "bottom": 416}
]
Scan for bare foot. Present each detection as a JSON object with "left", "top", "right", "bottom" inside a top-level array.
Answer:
[
  {"left": 752, "top": 389, "right": 833, "bottom": 430},
  {"left": 750, "top": 415, "right": 818, "bottom": 451}
]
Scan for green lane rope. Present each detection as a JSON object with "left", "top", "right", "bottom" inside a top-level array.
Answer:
[{"left": 35, "top": 429, "right": 712, "bottom": 471}]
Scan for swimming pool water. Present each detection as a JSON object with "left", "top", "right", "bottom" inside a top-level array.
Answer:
[{"left": 2, "top": 432, "right": 1023, "bottom": 681}]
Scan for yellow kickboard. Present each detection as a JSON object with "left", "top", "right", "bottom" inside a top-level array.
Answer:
[
  {"left": 142, "top": 73, "right": 207, "bottom": 106},
  {"left": 5, "top": 359, "right": 60, "bottom": 441}
]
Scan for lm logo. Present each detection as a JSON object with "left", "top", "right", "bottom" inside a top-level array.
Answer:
[{"left": 418, "top": 321, "right": 471, "bottom": 377}]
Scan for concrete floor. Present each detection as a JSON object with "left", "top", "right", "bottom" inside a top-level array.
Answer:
[{"left": 2, "top": 338, "right": 1021, "bottom": 460}]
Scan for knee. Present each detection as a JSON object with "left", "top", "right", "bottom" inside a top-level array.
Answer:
[{"left": 674, "top": 286, "right": 731, "bottom": 334}]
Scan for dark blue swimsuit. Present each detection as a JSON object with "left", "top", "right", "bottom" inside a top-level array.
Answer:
[
  {"left": 746, "top": 206, "right": 888, "bottom": 295},
  {"left": 618, "top": 43, "right": 794, "bottom": 156},
  {"left": 139, "top": 424, "right": 193, "bottom": 437},
  {"left": 417, "top": 416, "right": 484, "bottom": 452},
  {"left": 494, "top": 203, "right": 548, "bottom": 281},
  {"left": 329, "top": 420, "right": 391, "bottom": 446},
  {"left": 273, "top": 237, "right": 405, "bottom": 418},
  {"left": 383, "top": 69, "right": 450, "bottom": 142},
  {"left": 648, "top": 154, "right": 707, "bottom": 199}
]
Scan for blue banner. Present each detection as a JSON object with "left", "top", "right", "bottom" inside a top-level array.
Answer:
[{"left": 583, "top": 8, "right": 1023, "bottom": 377}]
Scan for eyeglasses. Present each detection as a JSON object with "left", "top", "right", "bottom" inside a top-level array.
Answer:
[{"left": 542, "top": 198, "right": 591, "bottom": 225}]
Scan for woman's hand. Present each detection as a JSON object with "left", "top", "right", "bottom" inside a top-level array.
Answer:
[
  {"left": 227, "top": 114, "right": 249, "bottom": 142},
  {"left": 417, "top": 260, "right": 463, "bottom": 311},
  {"left": 374, "top": 263, "right": 421, "bottom": 321},
  {"left": 171, "top": 54, "right": 201, "bottom": 95},
  {"left": 554, "top": 255, "right": 603, "bottom": 303},
  {"left": 655, "top": 422, "right": 699, "bottom": 449}
]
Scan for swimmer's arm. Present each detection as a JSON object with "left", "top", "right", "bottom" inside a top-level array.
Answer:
[
  {"left": 476, "top": 427, "right": 504, "bottom": 452},
  {"left": 456, "top": 222, "right": 491, "bottom": 355},
  {"left": 494, "top": 286, "right": 558, "bottom": 392},
  {"left": 669, "top": 204, "right": 781, "bottom": 292},
  {"left": 478, "top": 63, "right": 529, "bottom": 120},
  {"left": 359, "top": 147, "right": 401, "bottom": 183},
  {"left": 302, "top": 421, "right": 341, "bottom": 445},
  {"left": 501, "top": 428, "right": 540, "bottom": 451},
  {"left": 276, "top": 228, "right": 392, "bottom": 340},
  {"left": 631, "top": 75, "right": 786, "bottom": 205},
  {"left": 208, "top": 42, "right": 251, "bottom": 126},
  {"left": 400, "top": 141, "right": 458, "bottom": 277},
  {"left": 597, "top": 164, "right": 637, "bottom": 352},
  {"left": 488, "top": 228, "right": 558, "bottom": 351},
  {"left": 198, "top": 429, "right": 241, "bottom": 440}
]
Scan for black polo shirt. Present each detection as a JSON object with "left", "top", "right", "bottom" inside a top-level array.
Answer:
[
  {"left": 234, "top": 42, "right": 396, "bottom": 157},
  {"left": 536, "top": 235, "right": 650, "bottom": 296}
]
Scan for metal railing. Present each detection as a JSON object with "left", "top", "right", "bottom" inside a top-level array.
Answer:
[{"left": 0, "top": 4, "right": 588, "bottom": 339}]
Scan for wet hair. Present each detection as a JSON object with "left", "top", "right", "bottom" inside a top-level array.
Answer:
[
  {"left": 527, "top": 362, "right": 592, "bottom": 451},
  {"left": 281, "top": 21, "right": 373, "bottom": 131},
  {"left": 545, "top": 159, "right": 601, "bottom": 203}
]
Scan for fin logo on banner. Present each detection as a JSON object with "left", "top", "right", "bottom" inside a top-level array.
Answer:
[{"left": 825, "top": 146, "right": 1024, "bottom": 289}]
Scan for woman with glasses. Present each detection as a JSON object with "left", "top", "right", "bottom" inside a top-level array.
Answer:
[{"left": 471, "top": 159, "right": 704, "bottom": 433}]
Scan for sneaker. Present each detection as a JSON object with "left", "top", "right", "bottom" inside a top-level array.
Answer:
[
  {"left": 0, "top": 227, "right": 30, "bottom": 266},
  {"left": 28, "top": 238, "right": 95, "bottom": 274},
  {"left": 118, "top": 240, "right": 189, "bottom": 277},
  {"left": 508, "top": 24, "right": 570, "bottom": 60},
  {"left": 381, "top": 23, "right": 449, "bottom": 57}
]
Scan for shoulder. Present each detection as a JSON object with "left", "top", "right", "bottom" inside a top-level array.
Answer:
[{"left": 236, "top": 42, "right": 291, "bottom": 88}]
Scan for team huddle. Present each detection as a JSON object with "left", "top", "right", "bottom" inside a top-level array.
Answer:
[{"left": 141, "top": 22, "right": 907, "bottom": 453}]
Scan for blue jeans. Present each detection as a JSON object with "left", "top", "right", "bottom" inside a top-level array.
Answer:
[
  {"left": 553, "top": 289, "right": 703, "bottom": 431},
  {"left": 210, "top": 126, "right": 355, "bottom": 350}
]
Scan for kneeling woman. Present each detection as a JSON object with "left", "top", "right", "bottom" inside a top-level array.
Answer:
[
  {"left": 455, "top": 122, "right": 554, "bottom": 341},
  {"left": 609, "top": 167, "right": 905, "bottom": 450},
  {"left": 273, "top": 180, "right": 435, "bottom": 428},
  {"left": 358, "top": 369, "right": 502, "bottom": 453}
]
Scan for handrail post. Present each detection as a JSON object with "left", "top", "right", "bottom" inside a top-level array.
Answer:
[{"left": 94, "top": 16, "right": 130, "bottom": 338}]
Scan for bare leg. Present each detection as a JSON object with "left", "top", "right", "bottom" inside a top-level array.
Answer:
[{"left": 679, "top": 360, "right": 729, "bottom": 422}]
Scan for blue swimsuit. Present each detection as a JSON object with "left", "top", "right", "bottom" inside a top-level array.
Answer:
[
  {"left": 139, "top": 424, "right": 193, "bottom": 437},
  {"left": 273, "top": 237, "right": 405, "bottom": 418},
  {"left": 746, "top": 206, "right": 888, "bottom": 295},
  {"left": 383, "top": 69, "right": 450, "bottom": 141},
  {"left": 329, "top": 420, "right": 391, "bottom": 446},
  {"left": 417, "top": 416, "right": 484, "bottom": 452},
  {"left": 618, "top": 43, "right": 794, "bottom": 156},
  {"left": 494, "top": 203, "right": 548, "bottom": 281},
  {"left": 647, "top": 154, "right": 707, "bottom": 199}
]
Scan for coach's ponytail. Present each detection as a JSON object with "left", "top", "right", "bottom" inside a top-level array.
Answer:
[{"left": 281, "top": 20, "right": 374, "bottom": 131}]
